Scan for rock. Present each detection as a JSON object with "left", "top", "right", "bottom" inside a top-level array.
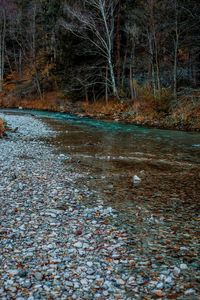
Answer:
[
  {"left": 116, "top": 278, "right": 125, "bottom": 285},
  {"left": 180, "top": 246, "right": 189, "bottom": 251},
  {"left": 74, "top": 242, "right": 83, "bottom": 248},
  {"left": 165, "top": 276, "right": 173, "bottom": 285},
  {"left": 133, "top": 175, "right": 141, "bottom": 184},
  {"left": 184, "top": 288, "right": 196, "bottom": 295},
  {"left": 8, "top": 269, "right": 18, "bottom": 276},
  {"left": 153, "top": 290, "right": 164, "bottom": 297},
  {"left": 34, "top": 272, "right": 43, "bottom": 281},
  {"left": 173, "top": 267, "right": 181, "bottom": 277},
  {"left": 86, "top": 261, "right": 93, "bottom": 268},
  {"left": 22, "top": 280, "right": 32, "bottom": 288},
  {"left": 80, "top": 279, "right": 88, "bottom": 286},
  {"left": 18, "top": 270, "right": 28, "bottom": 278},
  {"left": 65, "top": 281, "right": 74, "bottom": 287},
  {"left": 127, "top": 277, "right": 136, "bottom": 286},
  {"left": 180, "top": 263, "right": 188, "bottom": 270},
  {"left": 86, "top": 268, "right": 95, "bottom": 275},
  {"left": 156, "top": 282, "right": 164, "bottom": 289}
]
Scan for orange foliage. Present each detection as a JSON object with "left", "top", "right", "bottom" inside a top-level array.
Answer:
[
  {"left": 0, "top": 118, "right": 5, "bottom": 137},
  {"left": 0, "top": 92, "right": 71, "bottom": 113},
  {"left": 82, "top": 100, "right": 129, "bottom": 115}
]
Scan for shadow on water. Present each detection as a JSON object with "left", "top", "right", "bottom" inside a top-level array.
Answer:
[{"left": 1, "top": 109, "right": 200, "bottom": 284}]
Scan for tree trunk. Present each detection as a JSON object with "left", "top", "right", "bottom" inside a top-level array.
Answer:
[
  {"left": 19, "top": 48, "right": 22, "bottom": 79},
  {"left": 115, "top": 0, "right": 122, "bottom": 85},
  {"left": 0, "top": 10, "right": 6, "bottom": 92},
  {"left": 121, "top": 48, "right": 127, "bottom": 89},
  {"left": 148, "top": 31, "right": 156, "bottom": 98},
  {"left": 129, "top": 64, "right": 134, "bottom": 101},
  {"left": 173, "top": 39, "right": 178, "bottom": 100},
  {"left": 173, "top": 0, "right": 179, "bottom": 100},
  {"left": 108, "top": 58, "right": 118, "bottom": 99},
  {"left": 85, "top": 88, "right": 88, "bottom": 103},
  {"left": 105, "top": 65, "right": 108, "bottom": 104}
]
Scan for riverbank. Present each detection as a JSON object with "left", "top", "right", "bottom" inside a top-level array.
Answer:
[
  {"left": 79, "top": 99, "right": 200, "bottom": 132},
  {"left": 0, "top": 112, "right": 199, "bottom": 299},
  {"left": 0, "top": 91, "right": 200, "bottom": 132},
  {"left": 0, "top": 114, "right": 130, "bottom": 299}
]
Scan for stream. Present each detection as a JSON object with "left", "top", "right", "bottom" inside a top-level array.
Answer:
[{"left": 1, "top": 109, "right": 200, "bottom": 296}]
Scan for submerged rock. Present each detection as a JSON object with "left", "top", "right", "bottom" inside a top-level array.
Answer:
[{"left": 133, "top": 175, "right": 141, "bottom": 184}]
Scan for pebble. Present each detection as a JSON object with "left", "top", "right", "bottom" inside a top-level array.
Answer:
[
  {"left": 65, "top": 281, "right": 74, "bottom": 287},
  {"left": 156, "top": 282, "right": 164, "bottom": 289},
  {"left": 74, "top": 241, "right": 83, "bottom": 248},
  {"left": 153, "top": 289, "right": 164, "bottom": 297},
  {"left": 165, "top": 276, "right": 173, "bottom": 285},
  {"left": 173, "top": 267, "right": 181, "bottom": 277},
  {"left": 86, "top": 268, "right": 96, "bottom": 275},
  {"left": 133, "top": 175, "right": 141, "bottom": 184},
  {"left": 180, "top": 263, "right": 188, "bottom": 270},
  {"left": 86, "top": 261, "right": 93, "bottom": 267},
  {"left": 34, "top": 272, "right": 43, "bottom": 281},
  {"left": 184, "top": 288, "right": 196, "bottom": 295}
]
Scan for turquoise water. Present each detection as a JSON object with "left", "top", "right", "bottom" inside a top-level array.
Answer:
[{"left": 1, "top": 108, "right": 200, "bottom": 164}]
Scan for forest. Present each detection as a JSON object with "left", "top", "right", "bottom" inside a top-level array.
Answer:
[{"left": 0, "top": 0, "right": 200, "bottom": 130}]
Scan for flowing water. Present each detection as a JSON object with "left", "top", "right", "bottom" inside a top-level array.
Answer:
[{"left": 1, "top": 109, "right": 200, "bottom": 291}]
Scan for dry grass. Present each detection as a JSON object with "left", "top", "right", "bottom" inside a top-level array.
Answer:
[
  {"left": 170, "top": 97, "right": 200, "bottom": 129},
  {"left": 82, "top": 100, "right": 129, "bottom": 115},
  {"left": 0, "top": 92, "right": 72, "bottom": 112}
]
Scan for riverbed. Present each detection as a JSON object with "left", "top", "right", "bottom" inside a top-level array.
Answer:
[{"left": 0, "top": 109, "right": 200, "bottom": 299}]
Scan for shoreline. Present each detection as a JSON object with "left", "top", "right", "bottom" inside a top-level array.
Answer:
[{"left": 1, "top": 105, "right": 200, "bottom": 133}]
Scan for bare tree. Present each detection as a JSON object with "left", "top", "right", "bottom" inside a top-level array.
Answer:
[
  {"left": 60, "top": 0, "right": 119, "bottom": 99},
  {"left": 0, "top": 2, "right": 6, "bottom": 91}
]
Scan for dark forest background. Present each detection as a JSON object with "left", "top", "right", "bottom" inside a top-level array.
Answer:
[{"left": 0, "top": 0, "right": 200, "bottom": 129}]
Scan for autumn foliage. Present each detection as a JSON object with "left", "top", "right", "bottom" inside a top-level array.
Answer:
[{"left": 0, "top": 118, "right": 5, "bottom": 137}]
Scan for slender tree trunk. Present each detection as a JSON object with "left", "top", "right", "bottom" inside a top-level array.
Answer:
[
  {"left": 85, "top": 88, "right": 88, "bottom": 103},
  {"left": 108, "top": 57, "right": 118, "bottom": 98},
  {"left": 92, "top": 87, "right": 96, "bottom": 103},
  {"left": 0, "top": 10, "right": 6, "bottom": 92},
  {"left": 173, "top": 0, "right": 179, "bottom": 100},
  {"left": 129, "top": 64, "right": 134, "bottom": 100},
  {"left": 115, "top": 0, "right": 122, "bottom": 85},
  {"left": 100, "top": 1, "right": 119, "bottom": 99},
  {"left": 5, "top": 47, "right": 13, "bottom": 74},
  {"left": 148, "top": 31, "right": 156, "bottom": 98},
  {"left": 121, "top": 48, "right": 127, "bottom": 89},
  {"left": 148, "top": 0, "right": 161, "bottom": 98},
  {"left": 105, "top": 65, "right": 108, "bottom": 104},
  {"left": 19, "top": 48, "right": 22, "bottom": 79},
  {"left": 35, "top": 68, "right": 43, "bottom": 100},
  {"left": 153, "top": 31, "right": 161, "bottom": 97},
  {"left": 173, "top": 39, "right": 178, "bottom": 100}
]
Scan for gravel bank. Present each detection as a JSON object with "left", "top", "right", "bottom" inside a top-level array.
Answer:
[{"left": 0, "top": 114, "right": 199, "bottom": 299}]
